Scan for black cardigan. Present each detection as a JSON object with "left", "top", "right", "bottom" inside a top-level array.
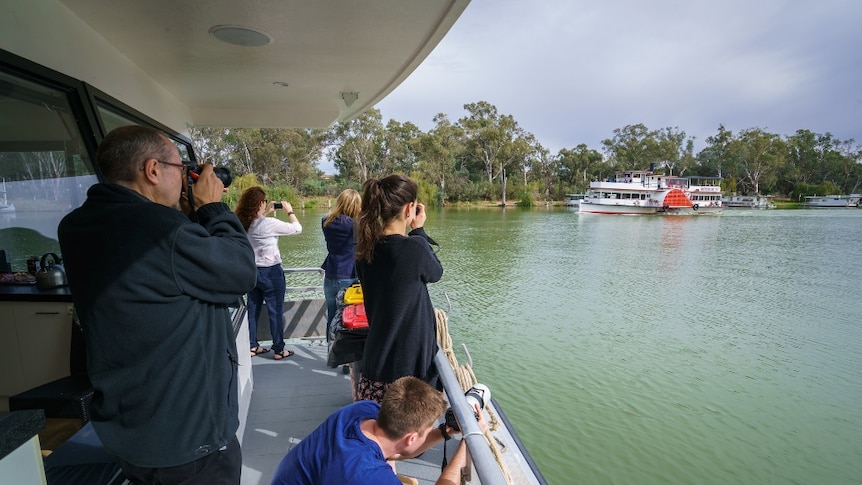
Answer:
[{"left": 356, "top": 227, "right": 443, "bottom": 384}]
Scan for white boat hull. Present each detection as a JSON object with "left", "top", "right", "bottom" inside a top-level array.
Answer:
[{"left": 579, "top": 200, "right": 660, "bottom": 214}]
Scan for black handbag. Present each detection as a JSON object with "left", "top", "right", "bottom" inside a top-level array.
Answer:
[{"left": 327, "top": 286, "right": 368, "bottom": 367}]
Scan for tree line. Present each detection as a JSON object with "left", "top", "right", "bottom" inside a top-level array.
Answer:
[{"left": 189, "top": 101, "right": 862, "bottom": 206}]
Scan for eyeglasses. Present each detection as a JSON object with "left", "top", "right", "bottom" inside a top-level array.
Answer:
[{"left": 156, "top": 159, "right": 187, "bottom": 170}]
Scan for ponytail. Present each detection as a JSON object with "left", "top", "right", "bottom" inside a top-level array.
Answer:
[{"left": 355, "top": 175, "right": 418, "bottom": 262}]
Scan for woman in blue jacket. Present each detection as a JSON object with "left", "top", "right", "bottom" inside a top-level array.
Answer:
[{"left": 321, "top": 189, "right": 362, "bottom": 336}]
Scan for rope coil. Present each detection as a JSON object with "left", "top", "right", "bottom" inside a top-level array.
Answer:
[{"left": 435, "top": 308, "right": 513, "bottom": 484}]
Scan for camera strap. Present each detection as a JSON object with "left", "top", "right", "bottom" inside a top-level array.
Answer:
[{"left": 184, "top": 171, "right": 200, "bottom": 223}]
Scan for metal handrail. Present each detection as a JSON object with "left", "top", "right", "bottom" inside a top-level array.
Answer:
[
  {"left": 434, "top": 348, "right": 508, "bottom": 485},
  {"left": 282, "top": 267, "right": 324, "bottom": 293}
]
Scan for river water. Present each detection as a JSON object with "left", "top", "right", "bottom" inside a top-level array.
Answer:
[{"left": 284, "top": 207, "right": 862, "bottom": 484}]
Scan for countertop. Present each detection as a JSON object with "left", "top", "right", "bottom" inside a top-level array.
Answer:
[
  {"left": 0, "top": 410, "right": 45, "bottom": 460},
  {"left": 0, "top": 284, "right": 73, "bottom": 302}
]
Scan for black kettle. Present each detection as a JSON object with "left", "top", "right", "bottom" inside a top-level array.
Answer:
[{"left": 36, "top": 252, "right": 68, "bottom": 289}]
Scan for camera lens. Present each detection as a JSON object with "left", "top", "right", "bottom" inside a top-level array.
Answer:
[
  {"left": 191, "top": 165, "right": 233, "bottom": 188},
  {"left": 213, "top": 167, "right": 233, "bottom": 188}
]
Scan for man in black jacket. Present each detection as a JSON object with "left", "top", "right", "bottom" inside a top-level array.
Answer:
[{"left": 58, "top": 125, "right": 257, "bottom": 484}]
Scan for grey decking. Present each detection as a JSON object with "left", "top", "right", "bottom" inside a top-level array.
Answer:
[{"left": 240, "top": 339, "right": 455, "bottom": 485}]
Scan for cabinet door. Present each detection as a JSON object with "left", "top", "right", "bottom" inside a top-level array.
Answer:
[
  {"left": 12, "top": 302, "right": 73, "bottom": 390},
  {"left": 0, "top": 303, "right": 27, "bottom": 399}
]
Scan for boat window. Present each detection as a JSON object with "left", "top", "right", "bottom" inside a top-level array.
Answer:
[
  {"left": 97, "top": 102, "right": 192, "bottom": 161},
  {"left": 0, "top": 68, "right": 97, "bottom": 270}
]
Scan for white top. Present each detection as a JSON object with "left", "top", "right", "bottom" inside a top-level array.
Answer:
[{"left": 247, "top": 216, "right": 302, "bottom": 267}]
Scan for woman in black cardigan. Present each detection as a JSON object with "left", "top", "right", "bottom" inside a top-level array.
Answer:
[{"left": 355, "top": 174, "right": 443, "bottom": 402}]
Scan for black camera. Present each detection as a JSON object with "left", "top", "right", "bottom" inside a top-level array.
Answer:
[
  {"left": 444, "top": 383, "right": 490, "bottom": 432},
  {"left": 274, "top": 202, "right": 283, "bottom": 209},
  {"left": 189, "top": 163, "right": 233, "bottom": 188}
]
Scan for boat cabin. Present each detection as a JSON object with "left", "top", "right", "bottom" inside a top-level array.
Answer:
[{"left": 0, "top": 3, "right": 544, "bottom": 485}]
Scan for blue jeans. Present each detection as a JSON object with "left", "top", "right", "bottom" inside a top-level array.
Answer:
[
  {"left": 324, "top": 277, "right": 357, "bottom": 341},
  {"left": 247, "top": 264, "right": 287, "bottom": 353}
]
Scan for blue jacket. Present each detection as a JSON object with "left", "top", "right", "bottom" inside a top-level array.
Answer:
[{"left": 321, "top": 214, "right": 357, "bottom": 280}]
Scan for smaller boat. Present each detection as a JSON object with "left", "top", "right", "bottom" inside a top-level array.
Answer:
[
  {"left": 722, "top": 195, "right": 775, "bottom": 209},
  {"left": 563, "top": 194, "right": 586, "bottom": 206},
  {"left": 803, "top": 194, "right": 860, "bottom": 207}
]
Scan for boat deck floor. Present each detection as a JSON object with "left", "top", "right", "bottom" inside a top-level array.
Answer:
[{"left": 240, "top": 338, "right": 456, "bottom": 485}]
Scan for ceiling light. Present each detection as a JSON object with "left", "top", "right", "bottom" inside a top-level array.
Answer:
[
  {"left": 209, "top": 25, "right": 272, "bottom": 47},
  {"left": 273, "top": 82, "right": 289, "bottom": 87}
]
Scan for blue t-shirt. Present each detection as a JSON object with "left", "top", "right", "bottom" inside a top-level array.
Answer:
[{"left": 271, "top": 401, "right": 401, "bottom": 485}]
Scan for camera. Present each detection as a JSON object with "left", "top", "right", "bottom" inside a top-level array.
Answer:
[
  {"left": 274, "top": 202, "right": 283, "bottom": 209},
  {"left": 188, "top": 163, "right": 233, "bottom": 188},
  {"left": 444, "top": 383, "right": 490, "bottom": 432}
]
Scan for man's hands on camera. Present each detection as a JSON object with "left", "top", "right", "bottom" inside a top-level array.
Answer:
[
  {"left": 439, "top": 402, "right": 485, "bottom": 441},
  {"left": 180, "top": 164, "right": 225, "bottom": 214}
]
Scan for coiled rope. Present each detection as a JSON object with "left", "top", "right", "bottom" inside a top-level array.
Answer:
[{"left": 435, "top": 308, "right": 513, "bottom": 484}]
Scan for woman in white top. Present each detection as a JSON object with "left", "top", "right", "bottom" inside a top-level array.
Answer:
[{"left": 235, "top": 186, "right": 302, "bottom": 359}]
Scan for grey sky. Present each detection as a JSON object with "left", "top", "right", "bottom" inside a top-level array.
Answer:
[{"left": 374, "top": 0, "right": 862, "bottom": 156}]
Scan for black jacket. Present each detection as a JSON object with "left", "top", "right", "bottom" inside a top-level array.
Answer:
[
  {"left": 58, "top": 183, "right": 256, "bottom": 467},
  {"left": 356, "top": 227, "right": 443, "bottom": 384}
]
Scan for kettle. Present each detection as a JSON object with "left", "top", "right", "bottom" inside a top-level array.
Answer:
[{"left": 36, "top": 252, "right": 68, "bottom": 289}]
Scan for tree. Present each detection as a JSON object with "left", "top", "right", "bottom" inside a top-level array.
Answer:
[
  {"left": 458, "top": 101, "right": 530, "bottom": 205},
  {"left": 378, "top": 119, "right": 422, "bottom": 176},
  {"left": 700, "top": 125, "right": 735, "bottom": 179},
  {"left": 731, "top": 128, "right": 786, "bottom": 195},
  {"left": 654, "top": 126, "right": 695, "bottom": 175},
  {"left": 601, "top": 123, "right": 657, "bottom": 169},
  {"left": 557, "top": 144, "right": 604, "bottom": 189},
  {"left": 416, "top": 114, "right": 464, "bottom": 206},
  {"left": 328, "top": 109, "right": 385, "bottom": 183}
]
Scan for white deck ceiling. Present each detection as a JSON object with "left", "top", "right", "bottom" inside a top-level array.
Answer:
[{"left": 56, "top": 0, "right": 469, "bottom": 128}]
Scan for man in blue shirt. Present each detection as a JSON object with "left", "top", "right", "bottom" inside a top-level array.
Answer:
[{"left": 271, "top": 376, "right": 482, "bottom": 485}]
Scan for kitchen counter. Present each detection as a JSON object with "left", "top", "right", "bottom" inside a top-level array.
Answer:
[
  {"left": 0, "top": 285, "right": 73, "bottom": 302},
  {"left": 0, "top": 409, "right": 45, "bottom": 461}
]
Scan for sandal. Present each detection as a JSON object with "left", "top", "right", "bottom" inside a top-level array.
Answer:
[
  {"left": 251, "top": 346, "right": 270, "bottom": 357},
  {"left": 273, "top": 349, "right": 294, "bottom": 360}
]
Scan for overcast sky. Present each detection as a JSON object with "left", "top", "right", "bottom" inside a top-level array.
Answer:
[{"left": 375, "top": 0, "right": 862, "bottom": 156}]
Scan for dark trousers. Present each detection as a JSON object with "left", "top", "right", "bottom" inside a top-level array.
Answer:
[
  {"left": 247, "top": 264, "right": 287, "bottom": 353},
  {"left": 119, "top": 436, "right": 241, "bottom": 485}
]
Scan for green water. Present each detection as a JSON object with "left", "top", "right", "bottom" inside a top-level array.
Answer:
[{"left": 284, "top": 208, "right": 862, "bottom": 484}]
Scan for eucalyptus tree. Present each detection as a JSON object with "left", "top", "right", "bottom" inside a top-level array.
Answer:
[
  {"left": 699, "top": 125, "right": 735, "bottom": 179},
  {"left": 188, "top": 126, "right": 325, "bottom": 190},
  {"left": 654, "top": 126, "right": 695, "bottom": 175},
  {"left": 835, "top": 139, "right": 862, "bottom": 193},
  {"left": 458, "top": 101, "right": 530, "bottom": 205},
  {"left": 557, "top": 144, "right": 604, "bottom": 189},
  {"left": 275, "top": 128, "right": 328, "bottom": 189},
  {"left": 328, "top": 108, "right": 384, "bottom": 183},
  {"left": 528, "top": 138, "right": 556, "bottom": 199},
  {"left": 601, "top": 123, "right": 657, "bottom": 169},
  {"left": 377, "top": 119, "right": 422, "bottom": 176},
  {"left": 783, "top": 129, "right": 837, "bottom": 187},
  {"left": 416, "top": 113, "right": 465, "bottom": 205},
  {"left": 731, "top": 128, "right": 786, "bottom": 195}
]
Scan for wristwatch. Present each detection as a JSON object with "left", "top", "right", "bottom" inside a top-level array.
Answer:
[
  {"left": 287, "top": 211, "right": 295, "bottom": 216},
  {"left": 438, "top": 422, "right": 451, "bottom": 441}
]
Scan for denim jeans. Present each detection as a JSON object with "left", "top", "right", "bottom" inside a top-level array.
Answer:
[
  {"left": 324, "top": 277, "right": 357, "bottom": 340},
  {"left": 247, "top": 264, "right": 287, "bottom": 353}
]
